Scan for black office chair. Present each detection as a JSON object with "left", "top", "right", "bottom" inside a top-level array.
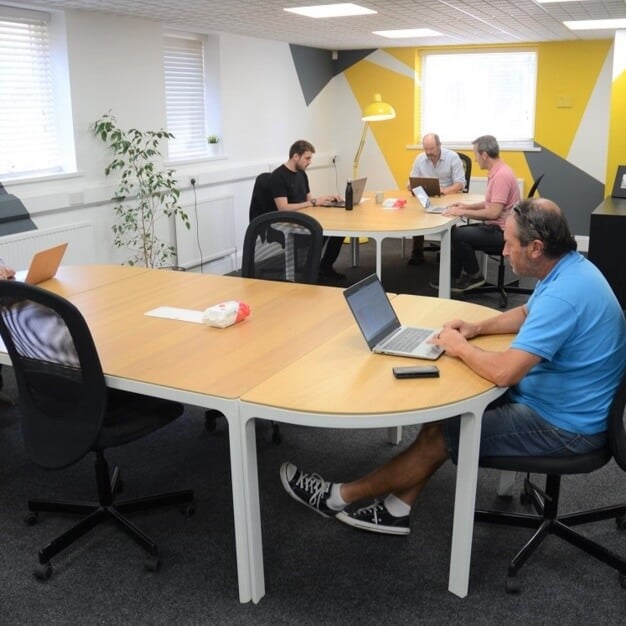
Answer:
[
  {"left": 457, "top": 151, "right": 472, "bottom": 193},
  {"left": 241, "top": 211, "right": 324, "bottom": 285},
  {"left": 465, "top": 173, "right": 544, "bottom": 308},
  {"left": 205, "top": 212, "right": 324, "bottom": 443},
  {"left": 0, "top": 281, "right": 194, "bottom": 580},
  {"left": 476, "top": 369, "right": 626, "bottom": 593}
]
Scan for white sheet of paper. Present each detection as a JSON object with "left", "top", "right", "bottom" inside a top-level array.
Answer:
[{"left": 145, "top": 306, "right": 204, "bottom": 324}]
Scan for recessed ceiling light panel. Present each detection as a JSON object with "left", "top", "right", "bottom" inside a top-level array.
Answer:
[
  {"left": 284, "top": 3, "right": 377, "bottom": 18},
  {"left": 373, "top": 28, "right": 443, "bottom": 39},
  {"left": 564, "top": 18, "right": 626, "bottom": 30}
]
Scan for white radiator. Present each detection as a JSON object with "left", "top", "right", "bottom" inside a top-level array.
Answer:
[
  {"left": 0, "top": 222, "right": 95, "bottom": 270},
  {"left": 175, "top": 196, "right": 236, "bottom": 270}
]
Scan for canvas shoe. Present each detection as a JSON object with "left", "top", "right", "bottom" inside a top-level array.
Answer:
[
  {"left": 280, "top": 462, "right": 337, "bottom": 518},
  {"left": 336, "top": 499, "right": 410, "bottom": 535}
]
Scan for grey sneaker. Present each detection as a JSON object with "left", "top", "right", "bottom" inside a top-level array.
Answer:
[
  {"left": 280, "top": 462, "right": 337, "bottom": 518},
  {"left": 336, "top": 499, "right": 410, "bottom": 535},
  {"left": 454, "top": 272, "right": 486, "bottom": 291}
]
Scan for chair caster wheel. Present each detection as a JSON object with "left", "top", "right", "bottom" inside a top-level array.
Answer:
[
  {"left": 616, "top": 513, "right": 626, "bottom": 531},
  {"left": 144, "top": 555, "right": 161, "bottom": 573},
  {"left": 205, "top": 409, "right": 222, "bottom": 432},
  {"left": 34, "top": 562, "right": 52, "bottom": 581},
  {"left": 504, "top": 577, "right": 521, "bottom": 594},
  {"left": 25, "top": 511, "right": 39, "bottom": 526}
]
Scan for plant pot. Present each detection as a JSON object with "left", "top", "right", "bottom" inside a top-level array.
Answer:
[{"left": 207, "top": 143, "right": 220, "bottom": 157}]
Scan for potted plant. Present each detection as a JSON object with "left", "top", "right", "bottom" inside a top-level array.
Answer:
[
  {"left": 93, "top": 112, "right": 190, "bottom": 268},
  {"left": 207, "top": 135, "right": 220, "bottom": 156}
]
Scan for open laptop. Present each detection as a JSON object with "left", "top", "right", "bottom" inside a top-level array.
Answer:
[
  {"left": 319, "top": 177, "right": 367, "bottom": 207},
  {"left": 23, "top": 242, "right": 68, "bottom": 285},
  {"left": 410, "top": 176, "right": 441, "bottom": 197},
  {"left": 413, "top": 186, "right": 445, "bottom": 214},
  {"left": 343, "top": 273, "right": 443, "bottom": 360}
]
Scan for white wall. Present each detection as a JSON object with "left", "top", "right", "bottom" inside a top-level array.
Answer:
[{"left": 2, "top": 9, "right": 341, "bottom": 272}]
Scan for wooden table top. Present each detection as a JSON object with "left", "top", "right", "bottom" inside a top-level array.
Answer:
[
  {"left": 47, "top": 267, "right": 355, "bottom": 399},
  {"left": 299, "top": 191, "right": 484, "bottom": 235},
  {"left": 241, "top": 294, "right": 513, "bottom": 415}
]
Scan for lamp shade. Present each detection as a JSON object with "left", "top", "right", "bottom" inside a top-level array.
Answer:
[{"left": 361, "top": 94, "right": 396, "bottom": 122}]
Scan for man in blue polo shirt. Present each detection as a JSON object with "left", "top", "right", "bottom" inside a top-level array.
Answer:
[{"left": 279, "top": 198, "right": 626, "bottom": 535}]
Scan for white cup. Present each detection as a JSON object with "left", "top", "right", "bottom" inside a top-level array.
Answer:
[{"left": 375, "top": 191, "right": 384, "bottom": 204}]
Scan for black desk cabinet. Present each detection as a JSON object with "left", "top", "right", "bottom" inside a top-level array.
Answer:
[{"left": 588, "top": 197, "right": 626, "bottom": 310}]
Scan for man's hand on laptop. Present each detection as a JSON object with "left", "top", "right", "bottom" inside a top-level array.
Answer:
[
  {"left": 442, "top": 203, "right": 466, "bottom": 217},
  {"left": 317, "top": 194, "right": 342, "bottom": 204}
]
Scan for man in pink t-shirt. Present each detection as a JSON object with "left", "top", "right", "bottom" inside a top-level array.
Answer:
[{"left": 436, "top": 135, "right": 520, "bottom": 292}]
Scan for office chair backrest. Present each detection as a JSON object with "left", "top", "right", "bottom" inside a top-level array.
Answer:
[
  {"left": 242, "top": 211, "right": 324, "bottom": 284},
  {"left": 528, "top": 173, "right": 544, "bottom": 198},
  {"left": 249, "top": 172, "right": 276, "bottom": 222},
  {"left": 607, "top": 367, "right": 626, "bottom": 471},
  {"left": 457, "top": 152, "right": 472, "bottom": 193},
  {"left": 0, "top": 281, "right": 107, "bottom": 470}
]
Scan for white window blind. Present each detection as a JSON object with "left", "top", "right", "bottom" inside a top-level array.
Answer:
[
  {"left": 163, "top": 35, "right": 208, "bottom": 161},
  {"left": 421, "top": 51, "right": 537, "bottom": 144},
  {"left": 0, "top": 8, "right": 61, "bottom": 178}
]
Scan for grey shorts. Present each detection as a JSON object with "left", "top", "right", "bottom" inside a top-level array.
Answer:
[{"left": 441, "top": 394, "right": 608, "bottom": 464}]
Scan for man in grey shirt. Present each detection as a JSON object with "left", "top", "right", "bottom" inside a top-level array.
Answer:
[{"left": 407, "top": 133, "right": 466, "bottom": 264}]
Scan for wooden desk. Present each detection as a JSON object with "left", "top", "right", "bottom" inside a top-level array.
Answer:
[
  {"left": 240, "top": 294, "right": 512, "bottom": 602},
  {"left": 3, "top": 266, "right": 355, "bottom": 604},
  {"left": 301, "top": 191, "right": 483, "bottom": 299}
]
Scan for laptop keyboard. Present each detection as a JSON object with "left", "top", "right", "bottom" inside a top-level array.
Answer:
[{"left": 380, "top": 327, "right": 431, "bottom": 352}]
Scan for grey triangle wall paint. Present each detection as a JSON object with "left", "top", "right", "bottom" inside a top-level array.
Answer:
[
  {"left": 289, "top": 45, "right": 375, "bottom": 105},
  {"left": 526, "top": 144, "right": 604, "bottom": 236}
]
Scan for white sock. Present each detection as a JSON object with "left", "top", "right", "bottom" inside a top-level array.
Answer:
[
  {"left": 326, "top": 483, "right": 347, "bottom": 511},
  {"left": 384, "top": 493, "right": 411, "bottom": 518}
]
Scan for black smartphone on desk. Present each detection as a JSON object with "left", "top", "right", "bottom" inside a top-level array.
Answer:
[{"left": 393, "top": 366, "right": 440, "bottom": 379}]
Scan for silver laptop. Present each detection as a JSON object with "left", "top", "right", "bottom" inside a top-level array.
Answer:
[
  {"left": 319, "top": 177, "right": 367, "bottom": 207},
  {"left": 410, "top": 176, "right": 441, "bottom": 197},
  {"left": 343, "top": 274, "right": 443, "bottom": 360},
  {"left": 413, "top": 186, "right": 445, "bottom": 214}
]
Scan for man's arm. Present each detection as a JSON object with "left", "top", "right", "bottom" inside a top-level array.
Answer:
[
  {"left": 444, "top": 200, "right": 504, "bottom": 220},
  {"left": 433, "top": 305, "right": 535, "bottom": 386},
  {"left": 273, "top": 196, "right": 311, "bottom": 211}
]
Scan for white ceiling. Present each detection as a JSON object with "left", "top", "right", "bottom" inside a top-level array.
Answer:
[{"left": 19, "top": 0, "right": 626, "bottom": 49}]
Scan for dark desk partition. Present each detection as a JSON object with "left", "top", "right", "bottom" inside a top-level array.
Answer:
[{"left": 588, "top": 197, "right": 626, "bottom": 310}]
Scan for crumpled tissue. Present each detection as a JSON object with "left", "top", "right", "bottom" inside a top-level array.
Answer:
[{"left": 202, "top": 301, "right": 250, "bottom": 328}]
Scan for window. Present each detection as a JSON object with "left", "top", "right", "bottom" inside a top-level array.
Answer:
[
  {"left": 421, "top": 50, "right": 537, "bottom": 146},
  {"left": 0, "top": 6, "right": 72, "bottom": 179},
  {"left": 163, "top": 34, "right": 211, "bottom": 161}
]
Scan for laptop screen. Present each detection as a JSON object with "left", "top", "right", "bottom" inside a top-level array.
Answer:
[{"left": 343, "top": 274, "right": 400, "bottom": 349}]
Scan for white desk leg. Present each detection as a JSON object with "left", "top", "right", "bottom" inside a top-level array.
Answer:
[
  {"left": 448, "top": 410, "right": 482, "bottom": 598},
  {"left": 241, "top": 414, "right": 266, "bottom": 603},
  {"left": 225, "top": 410, "right": 252, "bottom": 603},
  {"left": 497, "top": 470, "right": 517, "bottom": 497},
  {"left": 350, "top": 237, "right": 359, "bottom": 267},
  {"left": 374, "top": 237, "right": 382, "bottom": 279},
  {"left": 386, "top": 426, "right": 402, "bottom": 444},
  {"left": 438, "top": 228, "right": 452, "bottom": 299}
]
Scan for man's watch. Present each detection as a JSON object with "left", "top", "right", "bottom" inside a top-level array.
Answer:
[{"left": 311, "top": 198, "right": 317, "bottom": 207}]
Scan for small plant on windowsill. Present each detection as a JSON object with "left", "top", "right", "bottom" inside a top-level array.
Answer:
[
  {"left": 207, "top": 135, "right": 221, "bottom": 156},
  {"left": 93, "top": 112, "right": 190, "bottom": 268}
]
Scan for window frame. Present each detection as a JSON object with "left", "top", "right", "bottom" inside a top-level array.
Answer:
[{"left": 419, "top": 49, "right": 538, "bottom": 149}]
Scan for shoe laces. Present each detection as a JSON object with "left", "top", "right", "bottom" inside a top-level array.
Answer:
[
  {"left": 354, "top": 499, "right": 384, "bottom": 522},
  {"left": 296, "top": 470, "right": 331, "bottom": 509}
]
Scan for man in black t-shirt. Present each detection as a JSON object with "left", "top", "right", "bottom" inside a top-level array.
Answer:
[{"left": 270, "top": 139, "right": 346, "bottom": 280}]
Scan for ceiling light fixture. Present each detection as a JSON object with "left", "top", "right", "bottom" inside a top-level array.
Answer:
[
  {"left": 564, "top": 18, "right": 626, "bottom": 30},
  {"left": 284, "top": 3, "right": 377, "bottom": 18},
  {"left": 373, "top": 28, "right": 443, "bottom": 39}
]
